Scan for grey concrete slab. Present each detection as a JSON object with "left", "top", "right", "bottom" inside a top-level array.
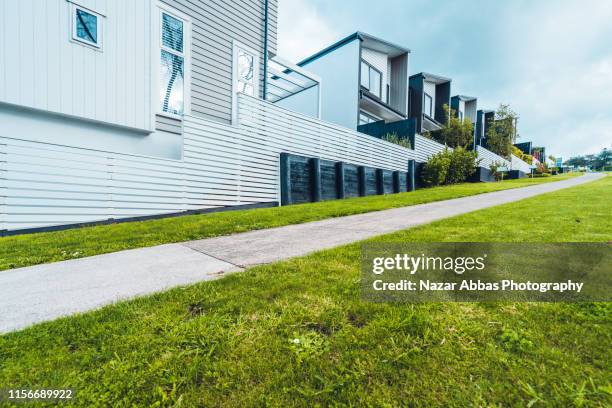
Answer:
[
  {"left": 0, "top": 173, "right": 603, "bottom": 333},
  {"left": 0, "top": 244, "right": 241, "bottom": 333}
]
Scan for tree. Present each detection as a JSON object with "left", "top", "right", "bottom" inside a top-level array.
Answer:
[
  {"left": 429, "top": 105, "right": 474, "bottom": 149},
  {"left": 485, "top": 104, "right": 518, "bottom": 158},
  {"left": 564, "top": 147, "right": 611, "bottom": 170}
]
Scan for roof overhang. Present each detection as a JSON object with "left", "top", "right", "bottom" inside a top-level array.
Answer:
[
  {"left": 358, "top": 32, "right": 410, "bottom": 58},
  {"left": 298, "top": 31, "right": 410, "bottom": 66},
  {"left": 410, "top": 72, "right": 451, "bottom": 85},
  {"left": 453, "top": 95, "right": 477, "bottom": 102}
]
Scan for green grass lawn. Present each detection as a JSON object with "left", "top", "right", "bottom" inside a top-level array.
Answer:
[
  {"left": 0, "top": 173, "right": 580, "bottom": 271},
  {"left": 0, "top": 175, "right": 609, "bottom": 407}
]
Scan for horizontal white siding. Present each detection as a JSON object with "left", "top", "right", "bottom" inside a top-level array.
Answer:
[
  {"left": 511, "top": 154, "right": 532, "bottom": 173},
  {"left": 1, "top": 94, "right": 429, "bottom": 232},
  {"left": 0, "top": 0, "right": 152, "bottom": 131},
  {"left": 1, "top": 93, "right": 520, "bottom": 232},
  {"left": 413, "top": 135, "right": 449, "bottom": 162},
  {"left": 476, "top": 145, "right": 511, "bottom": 169}
]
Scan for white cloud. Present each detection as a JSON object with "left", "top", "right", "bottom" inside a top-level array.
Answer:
[{"left": 277, "top": 0, "right": 340, "bottom": 62}]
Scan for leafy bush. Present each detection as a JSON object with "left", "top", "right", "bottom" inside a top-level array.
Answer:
[
  {"left": 430, "top": 105, "right": 474, "bottom": 148},
  {"left": 511, "top": 145, "right": 533, "bottom": 164},
  {"left": 446, "top": 147, "right": 479, "bottom": 184},
  {"left": 421, "top": 150, "right": 451, "bottom": 186},
  {"left": 421, "top": 148, "right": 479, "bottom": 186}
]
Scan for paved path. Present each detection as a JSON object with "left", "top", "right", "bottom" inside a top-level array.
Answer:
[{"left": 0, "top": 173, "right": 603, "bottom": 333}]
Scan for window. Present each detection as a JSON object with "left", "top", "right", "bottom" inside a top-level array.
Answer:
[
  {"left": 360, "top": 60, "right": 382, "bottom": 99},
  {"left": 231, "top": 41, "right": 260, "bottom": 123},
  {"left": 71, "top": 4, "right": 102, "bottom": 49},
  {"left": 159, "top": 11, "right": 185, "bottom": 115},
  {"left": 359, "top": 111, "right": 381, "bottom": 126},
  {"left": 424, "top": 93, "right": 433, "bottom": 117},
  {"left": 236, "top": 50, "right": 255, "bottom": 96}
]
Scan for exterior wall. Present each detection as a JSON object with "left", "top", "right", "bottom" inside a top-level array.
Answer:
[
  {"left": 408, "top": 77, "right": 423, "bottom": 131},
  {"left": 0, "top": 103, "right": 183, "bottom": 159},
  {"left": 476, "top": 145, "right": 511, "bottom": 169},
  {"left": 1, "top": 92, "right": 511, "bottom": 232},
  {"left": 389, "top": 53, "right": 409, "bottom": 115},
  {"left": 0, "top": 0, "right": 277, "bottom": 160},
  {"left": 465, "top": 100, "right": 477, "bottom": 124},
  {"left": 0, "top": 94, "right": 421, "bottom": 232},
  {"left": 0, "top": 0, "right": 153, "bottom": 131},
  {"left": 273, "top": 85, "right": 320, "bottom": 118},
  {"left": 434, "top": 81, "right": 451, "bottom": 123},
  {"left": 511, "top": 154, "right": 532, "bottom": 173},
  {"left": 160, "top": 0, "right": 278, "bottom": 125},
  {"left": 299, "top": 38, "right": 361, "bottom": 130},
  {"left": 361, "top": 47, "right": 389, "bottom": 102}
]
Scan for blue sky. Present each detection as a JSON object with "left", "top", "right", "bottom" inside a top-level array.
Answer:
[{"left": 278, "top": 0, "right": 612, "bottom": 159}]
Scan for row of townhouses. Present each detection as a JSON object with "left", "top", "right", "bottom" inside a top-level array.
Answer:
[{"left": 0, "top": 0, "right": 538, "bottom": 234}]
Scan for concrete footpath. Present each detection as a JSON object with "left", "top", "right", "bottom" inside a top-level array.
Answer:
[{"left": 0, "top": 173, "right": 604, "bottom": 333}]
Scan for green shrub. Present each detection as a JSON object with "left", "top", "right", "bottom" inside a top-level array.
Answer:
[
  {"left": 380, "top": 132, "right": 412, "bottom": 149},
  {"left": 446, "top": 147, "right": 479, "bottom": 184},
  {"left": 421, "top": 149, "right": 451, "bottom": 186},
  {"left": 422, "top": 148, "right": 479, "bottom": 186}
]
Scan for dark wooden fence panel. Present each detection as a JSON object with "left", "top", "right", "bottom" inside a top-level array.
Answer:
[
  {"left": 320, "top": 159, "right": 338, "bottom": 201},
  {"left": 397, "top": 171, "right": 408, "bottom": 192},
  {"left": 344, "top": 164, "right": 360, "bottom": 198},
  {"left": 363, "top": 167, "right": 378, "bottom": 196},
  {"left": 289, "top": 155, "right": 313, "bottom": 204},
  {"left": 280, "top": 153, "right": 416, "bottom": 205},
  {"left": 382, "top": 170, "right": 394, "bottom": 194}
]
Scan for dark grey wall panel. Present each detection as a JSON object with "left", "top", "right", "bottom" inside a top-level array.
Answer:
[
  {"left": 382, "top": 170, "right": 394, "bottom": 194},
  {"left": 289, "top": 155, "right": 313, "bottom": 204},
  {"left": 364, "top": 167, "right": 378, "bottom": 196},
  {"left": 344, "top": 164, "right": 360, "bottom": 198},
  {"left": 398, "top": 172, "right": 408, "bottom": 192},
  {"left": 320, "top": 160, "right": 338, "bottom": 201}
]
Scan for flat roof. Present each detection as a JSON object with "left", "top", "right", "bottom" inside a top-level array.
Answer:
[
  {"left": 297, "top": 31, "right": 410, "bottom": 66},
  {"left": 410, "top": 72, "right": 452, "bottom": 84},
  {"left": 452, "top": 95, "right": 477, "bottom": 102}
]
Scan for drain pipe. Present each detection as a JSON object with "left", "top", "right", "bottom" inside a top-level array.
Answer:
[{"left": 263, "top": 0, "right": 269, "bottom": 100}]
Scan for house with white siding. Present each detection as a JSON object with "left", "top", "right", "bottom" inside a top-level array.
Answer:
[
  {"left": 0, "top": 3, "right": 435, "bottom": 233},
  {"left": 409, "top": 72, "right": 452, "bottom": 134},
  {"left": 0, "top": 2, "right": 534, "bottom": 234},
  {"left": 451, "top": 95, "right": 477, "bottom": 125},
  {"left": 285, "top": 32, "right": 413, "bottom": 138}
]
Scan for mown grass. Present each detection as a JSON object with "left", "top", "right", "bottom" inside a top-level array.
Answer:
[
  {"left": 0, "top": 175, "right": 609, "bottom": 407},
  {"left": 0, "top": 173, "right": 580, "bottom": 271}
]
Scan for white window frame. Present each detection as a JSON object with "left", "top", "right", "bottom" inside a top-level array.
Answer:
[
  {"left": 154, "top": 2, "right": 191, "bottom": 120},
  {"left": 70, "top": 2, "right": 104, "bottom": 51},
  {"left": 232, "top": 40, "right": 260, "bottom": 125}
]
